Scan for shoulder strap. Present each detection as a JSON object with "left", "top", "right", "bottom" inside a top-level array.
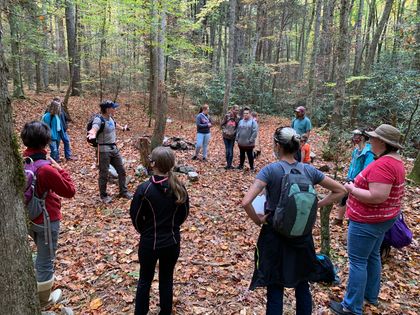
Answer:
[
  {"left": 31, "top": 160, "right": 51, "bottom": 199},
  {"left": 98, "top": 115, "right": 106, "bottom": 134}
]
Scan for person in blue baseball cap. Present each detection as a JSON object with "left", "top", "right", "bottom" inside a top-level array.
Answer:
[{"left": 87, "top": 100, "right": 133, "bottom": 203}]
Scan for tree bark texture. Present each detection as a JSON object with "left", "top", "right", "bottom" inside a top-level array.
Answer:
[
  {"left": 65, "top": 0, "right": 81, "bottom": 96},
  {"left": 0, "top": 19, "right": 41, "bottom": 315},
  {"left": 364, "top": 0, "right": 394, "bottom": 73},
  {"left": 8, "top": 6, "right": 25, "bottom": 98},
  {"left": 223, "top": 0, "right": 237, "bottom": 115}
]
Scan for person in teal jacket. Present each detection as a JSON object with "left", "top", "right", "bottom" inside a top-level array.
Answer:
[
  {"left": 333, "top": 129, "right": 375, "bottom": 225},
  {"left": 41, "top": 100, "right": 62, "bottom": 162}
]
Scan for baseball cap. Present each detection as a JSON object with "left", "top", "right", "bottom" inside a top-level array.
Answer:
[{"left": 100, "top": 100, "right": 119, "bottom": 109}]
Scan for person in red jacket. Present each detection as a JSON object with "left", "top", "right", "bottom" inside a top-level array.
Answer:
[{"left": 21, "top": 121, "right": 76, "bottom": 307}]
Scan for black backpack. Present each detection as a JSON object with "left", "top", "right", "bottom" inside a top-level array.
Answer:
[
  {"left": 309, "top": 254, "right": 339, "bottom": 284},
  {"left": 86, "top": 114, "right": 114, "bottom": 147},
  {"left": 272, "top": 161, "right": 318, "bottom": 237}
]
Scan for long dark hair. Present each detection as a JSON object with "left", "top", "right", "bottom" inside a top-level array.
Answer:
[{"left": 151, "top": 146, "right": 188, "bottom": 204}]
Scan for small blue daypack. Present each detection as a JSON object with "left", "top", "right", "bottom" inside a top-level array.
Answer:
[{"left": 272, "top": 162, "right": 318, "bottom": 237}]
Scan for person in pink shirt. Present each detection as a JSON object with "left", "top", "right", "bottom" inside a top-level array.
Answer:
[{"left": 329, "top": 124, "right": 405, "bottom": 315}]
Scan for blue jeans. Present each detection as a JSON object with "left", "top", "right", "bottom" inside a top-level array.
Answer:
[
  {"left": 29, "top": 221, "right": 60, "bottom": 282},
  {"left": 60, "top": 130, "right": 72, "bottom": 159},
  {"left": 342, "top": 218, "right": 397, "bottom": 314},
  {"left": 49, "top": 140, "right": 60, "bottom": 161},
  {"left": 223, "top": 138, "right": 235, "bottom": 167},
  {"left": 266, "top": 282, "right": 312, "bottom": 315},
  {"left": 195, "top": 132, "right": 211, "bottom": 158}
]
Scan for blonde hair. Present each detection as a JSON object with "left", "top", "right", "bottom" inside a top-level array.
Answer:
[
  {"left": 151, "top": 146, "right": 188, "bottom": 204},
  {"left": 48, "top": 100, "right": 61, "bottom": 116}
]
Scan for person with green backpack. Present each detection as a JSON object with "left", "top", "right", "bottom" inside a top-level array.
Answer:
[{"left": 242, "top": 126, "right": 346, "bottom": 315}]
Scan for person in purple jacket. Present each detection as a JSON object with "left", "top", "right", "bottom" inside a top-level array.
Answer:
[{"left": 192, "top": 104, "right": 212, "bottom": 161}]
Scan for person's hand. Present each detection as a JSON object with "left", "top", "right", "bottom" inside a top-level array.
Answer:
[
  {"left": 123, "top": 124, "right": 130, "bottom": 131},
  {"left": 256, "top": 214, "right": 269, "bottom": 226},
  {"left": 48, "top": 156, "right": 62, "bottom": 171},
  {"left": 344, "top": 182, "right": 355, "bottom": 193},
  {"left": 208, "top": 123, "right": 212, "bottom": 128}
]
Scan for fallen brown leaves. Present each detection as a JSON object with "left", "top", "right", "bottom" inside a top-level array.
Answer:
[{"left": 12, "top": 91, "right": 419, "bottom": 314}]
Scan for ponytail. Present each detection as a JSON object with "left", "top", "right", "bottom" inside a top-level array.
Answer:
[{"left": 168, "top": 170, "right": 188, "bottom": 205}]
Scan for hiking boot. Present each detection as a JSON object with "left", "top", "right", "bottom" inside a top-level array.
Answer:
[
  {"left": 119, "top": 192, "right": 133, "bottom": 200},
  {"left": 37, "top": 278, "right": 62, "bottom": 308},
  {"left": 66, "top": 156, "right": 78, "bottom": 161},
  {"left": 236, "top": 165, "right": 243, "bottom": 170},
  {"left": 329, "top": 300, "right": 355, "bottom": 315},
  {"left": 191, "top": 156, "right": 198, "bottom": 160},
  {"left": 333, "top": 218, "right": 344, "bottom": 226},
  {"left": 224, "top": 165, "right": 233, "bottom": 170},
  {"left": 202, "top": 158, "right": 207, "bottom": 162},
  {"left": 101, "top": 195, "right": 113, "bottom": 204}
]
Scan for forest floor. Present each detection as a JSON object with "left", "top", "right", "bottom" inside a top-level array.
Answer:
[{"left": 13, "top": 91, "right": 419, "bottom": 315}]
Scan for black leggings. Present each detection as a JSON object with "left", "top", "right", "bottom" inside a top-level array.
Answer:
[
  {"left": 239, "top": 147, "right": 254, "bottom": 169},
  {"left": 135, "top": 243, "right": 180, "bottom": 315}
]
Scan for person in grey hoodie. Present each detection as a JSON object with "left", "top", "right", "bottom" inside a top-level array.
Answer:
[{"left": 236, "top": 107, "right": 258, "bottom": 170}]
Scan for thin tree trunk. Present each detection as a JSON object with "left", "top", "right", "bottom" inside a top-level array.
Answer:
[
  {"left": 0, "top": 14, "right": 41, "bottom": 314},
  {"left": 65, "top": 0, "right": 80, "bottom": 96},
  {"left": 307, "top": 0, "right": 323, "bottom": 108},
  {"left": 8, "top": 6, "right": 25, "bottom": 98},
  {"left": 364, "top": 0, "right": 394, "bottom": 73},
  {"left": 41, "top": 0, "right": 49, "bottom": 90},
  {"left": 223, "top": 0, "right": 237, "bottom": 115},
  {"left": 353, "top": 0, "right": 365, "bottom": 75}
]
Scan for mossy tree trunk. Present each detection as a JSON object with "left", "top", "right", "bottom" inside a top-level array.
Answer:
[
  {"left": 320, "top": 205, "right": 333, "bottom": 256},
  {"left": 0, "top": 16, "right": 41, "bottom": 315},
  {"left": 408, "top": 151, "right": 420, "bottom": 185}
]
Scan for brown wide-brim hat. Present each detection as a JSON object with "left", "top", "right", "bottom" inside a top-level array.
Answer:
[{"left": 365, "top": 124, "right": 404, "bottom": 150}]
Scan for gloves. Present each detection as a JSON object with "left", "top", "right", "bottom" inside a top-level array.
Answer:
[{"left": 123, "top": 125, "right": 130, "bottom": 132}]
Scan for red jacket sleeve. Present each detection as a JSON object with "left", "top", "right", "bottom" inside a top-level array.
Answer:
[{"left": 37, "top": 166, "right": 76, "bottom": 198}]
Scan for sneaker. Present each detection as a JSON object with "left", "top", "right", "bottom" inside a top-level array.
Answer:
[
  {"left": 202, "top": 158, "right": 207, "bottom": 162},
  {"left": 333, "top": 218, "right": 344, "bottom": 226},
  {"left": 49, "top": 288, "right": 62, "bottom": 304},
  {"left": 224, "top": 165, "right": 233, "bottom": 170},
  {"left": 66, "top": 156, "right": 78, "bottom": 161},
  {"left": 101, "top": 195, "right": 113, "bottom": 204},
  {"left": 329, "top": 300, "right": 355, "bottom": 315},
  {"left": 119, "top": 192, "right": 133, "bottom": 199},
  {"left": 236, "top": 165, "right": 243, "bottom": 170},
  {"left": 192, "top": 156, "right": 198, "bottom": 160}
]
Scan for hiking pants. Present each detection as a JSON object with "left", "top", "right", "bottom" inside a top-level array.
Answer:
[
  {"left": 49, "top": 140, "right": 60, "bottom": 162},
  {"left": 266, "top": 282, "right": 312, "bottom": 315},
  {"left": 29, "top": 221, "right": 60, "bottom": 282},
  {"left": 239, "top": 147, "right": 254, "bottom": 169},
  {"left": 98, "top": 147, "right": 127, "bottom": 197},
  {"left": 223, "top": 138, "right": 235, "bottom": 167},
  {"left": 135, "top": 244, "right": 180, "bottom": 315},
  {"left": 60, "top": 130, "right": 72, "bottom": 159}
]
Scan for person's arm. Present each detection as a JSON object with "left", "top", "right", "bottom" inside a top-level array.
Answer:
[
  {"left": 87, "top": 117, "right": 102, "bottom": 139},
  {"left": 129, "top": 185, "right": 146, "bottom": 232},
  {"left": 317, "top": 176, "right": 347, "bottom": 208},
  {"left": 196, "top": 114, "right": 209, "bottom": 128},
  {"left": 42, "top": 159, "right": 76, "bottom": 198},
  {"left": 301, "top": 148, "right": 305, "bottom": 162},
  {"left": 242, "top": 179, "right": 268, "bottom": 226},
  {"left": 306, "top": 119, "right": 312, "bottom": 138},
  {"left": 344, "top": 182, "right": 392, "bottom": 204},
  {"left": 116, "top": 122, "right": 129, "bottom": 131},
  {"left": 250, "top": 121, "right": 258, "bottom": 142}
]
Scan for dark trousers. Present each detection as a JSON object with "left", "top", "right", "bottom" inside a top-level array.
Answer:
[
  {"left": 135, "top": 244, "right": 180, "bottom": 315},
  {"left": 239, "top": 147, "right": 254, "bottom": 169},
  {"left": 266, "top": 282, "right": 312, "bottom": 315},
  {"left": 98, "top": 148, "right": 127, "bottom": 197},
  {"left": 223, "top": 138, "right": 235, "bottom": 167}
]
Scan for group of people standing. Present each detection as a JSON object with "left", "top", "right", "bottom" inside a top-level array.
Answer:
[
  {"left": 22, "top": 97, "right": 407, "bottom": 315},
  {"left": 193, "top": 104, "right": 260, "bottom": 170}
]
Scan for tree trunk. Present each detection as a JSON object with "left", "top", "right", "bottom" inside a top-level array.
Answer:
[
  {"left": 364, "top": 0, "right": 394, "bottom": 73},
  {"left": 41, "top": 0, "right": 49, "bottom": 90},
  {"left": 223, "top": 0, "right": 237, "bottom": 115},
  {"left": 320, "top": 205, "right": 333, "bottom": 255},
  {"left": 65, "top": 0, "right": 81, "bottom": 96},
  {"left": 415, "top": 0, "right": 420, "bottom": 70},
  {"left": 327, "top": 0, "right": 353, "bottom": 152},
  {"left": 307, "top": 0, "right": 323, "bottom": 108},
  {"left": 408, "top": 151, "right": 420, "bottom": 184},
  {"left": 353, "top": 0, "right": 365, "bottom": 75},
  {"left": 151, "top": 1, "right": 168, "bottom": 150},
  {"left": 7, "top": 6, "right": 25, "bottom": 98},
  {"left": 0, "top": 17, "right": 41, "bottom": 315}
]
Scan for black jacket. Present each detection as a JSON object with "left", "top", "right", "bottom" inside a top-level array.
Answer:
[{"left": 129, "top": 176, "right": 189, "bottom": 250}]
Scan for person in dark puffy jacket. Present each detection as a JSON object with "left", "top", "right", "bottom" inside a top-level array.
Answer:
[{"left": 130, "top": 146, "right": 189, "bottom": 315}]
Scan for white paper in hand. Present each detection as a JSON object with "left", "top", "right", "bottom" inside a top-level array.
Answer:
[{"left": 252, "top": 194, "right": 266, "bottom": 215}]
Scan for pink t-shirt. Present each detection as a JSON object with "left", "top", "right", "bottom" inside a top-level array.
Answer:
[{"left": 346, "top": 156, "right": 405, "bottom": 223}]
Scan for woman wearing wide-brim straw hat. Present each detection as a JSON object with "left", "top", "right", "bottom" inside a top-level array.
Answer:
[{"left": 330, "top": 124, "right": 406, "bottom": 315}]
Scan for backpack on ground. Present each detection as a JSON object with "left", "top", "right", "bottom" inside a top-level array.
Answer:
[
  {"left": 309, "top": 254, "right": 339, "bottom": 284},
  {"left": 24, "top": 157, "right": 54, "bottom": 257},
  {"left": 272, "top": 161, "right": 318, "bottom": 237},
  {"left": 86, "top": 114, "right": 106, "bottom": 147}
]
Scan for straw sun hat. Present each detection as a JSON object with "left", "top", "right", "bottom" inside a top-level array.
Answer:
[{"left": 365, "top": 124, "right": 404, "bottom": 150}]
